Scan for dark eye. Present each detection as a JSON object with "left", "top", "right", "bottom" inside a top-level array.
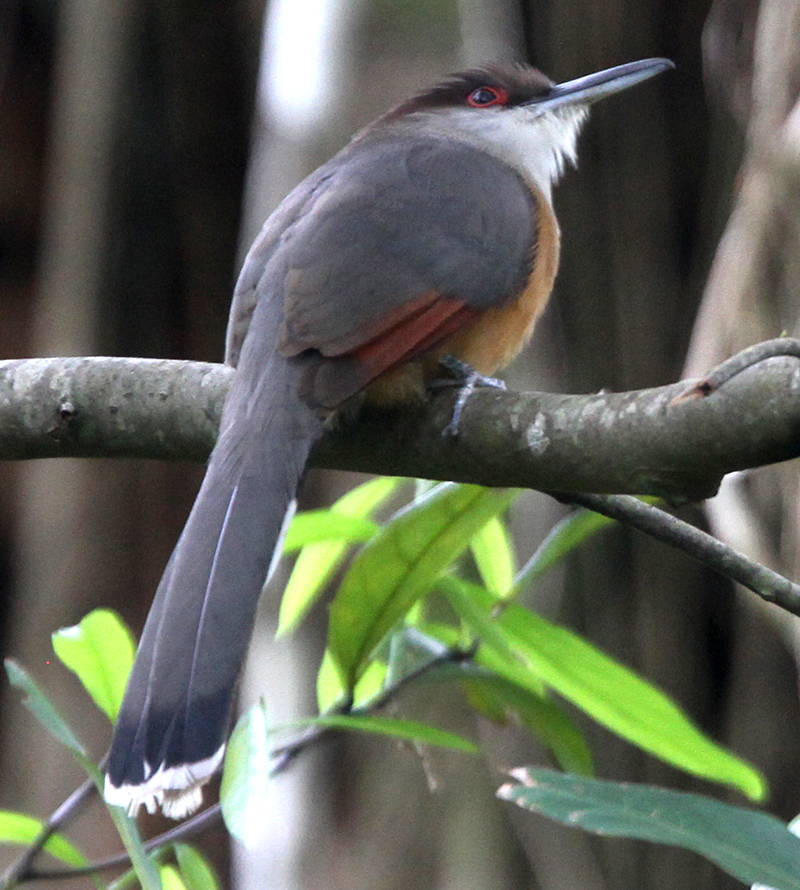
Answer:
[{"left": 467, "top": 86, "right": 509, "bottom": 108}]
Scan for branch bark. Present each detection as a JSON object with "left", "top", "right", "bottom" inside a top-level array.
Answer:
[{"left": 1, "top": 346, "right": 800, "bottom": 502}]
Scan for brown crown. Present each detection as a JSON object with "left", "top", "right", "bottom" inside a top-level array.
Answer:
[{"left": 384, "top": 63, "right": 555, "bottom": 120}]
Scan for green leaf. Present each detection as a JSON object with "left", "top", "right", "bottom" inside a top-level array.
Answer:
[
  {"left": 470, "top": 515, "right": 516, "bottom": 597},
  {"left": 477, "top": 634, "right": 548, "bottom": 695},
  {"left": 449, "top": 582, "right": 766, "bottom": 800},
  {"left": 349, "top": 660, "right": 388, "bottom": 708},
  {"left": 382, "top": 624, "right": 592, "bottom": 776},
  {"left": 316, "top": 649, "right": 387, "bottom": 713},
  {"left": 503, "top": 603, "right": 765, "bottom": 800},
  {"left": 52, "top": 609, "right": 135, "bottom": 722},
  {"left": 174, "top": 845, "right": 220, "bottom": 890},
  {"left": 516, "top": 498, "right": 663, "bottom": 591},
  {"left": 299, "top": 714, "right": 479, "bottom": 754},
  {"left": 0, "top": 810, "right": 87, "bottom": 867},
  {"left": 317, "top": 648, "right": 348, "bottom": 712},
  {"left": 457, "top": 669, "right": 593, "bottom": 776},
  {"left": 335, "top": 476, "right": 404, "bottom": 515},
  {"left": 441, "top": 576, "right": 520, "bottom": 663},
  {"left": 159, "top": 865, "right": 187, "bottom": 890},
  {"left": 220, "top": 702, "right": 272, "bottom": 847},
  {"left": 4, "top": 659, "right": 88, "bottom": 759},
  {"left": 754, "top": 816, "right": 800, "bottom": 890},
  {"left": 515, "top": 508, "right": 615, "bottom": 588},
  {"left": 499, "top": 769, "right": 800, "bottom": 890},
  {"left": 328, "top": 484, "right": 520, "bottom": 687},
  {"left": 282, "top": 512, "right": 380, "bottom": 552},
  {"left": 278, "top": 476, "right": 402, "bottom": 637}
]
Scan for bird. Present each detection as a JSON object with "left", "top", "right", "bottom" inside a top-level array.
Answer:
[{"left": 104, "top": 56, "right": 673, "bottom": 819}]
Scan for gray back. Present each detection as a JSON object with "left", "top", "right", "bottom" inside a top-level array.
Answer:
[{"left": 227, "top": 133, "right": 536, "bottom": 371}]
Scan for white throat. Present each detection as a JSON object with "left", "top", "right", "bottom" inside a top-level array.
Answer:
[{"left": 397, "top": 104, "right": 589, "bottom": 200}]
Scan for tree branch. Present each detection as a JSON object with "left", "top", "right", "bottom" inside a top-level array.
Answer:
[
  {"left": 2, "top": 346, "right": 800, "bottom": 501},
  {"left": 553, "top": 492, "right": 800, "bottom": 615}
]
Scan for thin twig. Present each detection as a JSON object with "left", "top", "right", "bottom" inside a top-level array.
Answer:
[
  {"left": 552, "top": 491, "right": 800, "bottom": 615},
  {"left": 15, "top": 648, "right": 474, "bottom": 883},
  {"left": 1, "top": 779, "right": 97, "bottom": 889},
  {"left": 674, "top": 337, "right": 800, "bottom": 400},
  {"left": 22, "top": 805, "right": 223, "bottom": 883},
  {"left": 268, "top": 645, "right": 474, "bottom": 771}
]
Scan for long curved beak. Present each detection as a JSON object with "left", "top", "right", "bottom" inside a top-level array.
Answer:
[{"left": 528, "top": 58, "right": 674, "bottom": 110}]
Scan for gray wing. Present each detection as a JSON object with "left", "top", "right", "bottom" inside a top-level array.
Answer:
[
  {"left": 225, "top": 163, "right": 335, "bottom": 367},
  {"left": 275, "top": 133, "right": 537, "bottom": 357},
  {"left": 226, "top": 133, "right": 536, "bottom": 366}
]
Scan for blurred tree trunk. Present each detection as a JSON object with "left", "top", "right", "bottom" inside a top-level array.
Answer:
[
  {"left": 0, "top": 0, "right": 254, "bottom": 882},
  {"left": 520, "top": 2, "right": 800, "bottom": 889},
  {"left": 683, "top": 0, "right": 800, "bottom": 870},
  {"left": 2, "top": 0, "right": 137, "bottom": 869}
]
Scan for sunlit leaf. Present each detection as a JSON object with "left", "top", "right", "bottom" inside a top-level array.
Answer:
[
  {"left": 448, "top": 581, "right": 766, "bottom": 800},
  {"left": 316, "top": 649, "right": 386, "bottom": 714},
  {"left": 0, "top": 810, "right": 86, "bottom": 867},
  {"left": 328, "top": 484, "right": 519, "bottom": 687},
  {"left": 159, "top": 865, "right": 187, "bottom": 890},
  {"left": 174, "top": 846, "right": 220, "bottom": 890},
  {"left": 282, "top": 512, "right": 379, "bottom": 552},
  {"left": 470, "top": 515, "right": 516, "bottom": 597},
  {"left": 220, "top": 702, "right": 272, "bottom": 847},
  {"left": 52, "top": 609, "right": 135, "bottom": 722},
  {"left": 316, "top": 648, "right": 347, "bottom": 713},
  {"left": 278, "top": 477, "right": 402, "bottom": 637}
]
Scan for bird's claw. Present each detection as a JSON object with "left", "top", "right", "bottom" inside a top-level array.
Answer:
[{"left": 432, "top": 355, "right": 506, "bottom": 437}]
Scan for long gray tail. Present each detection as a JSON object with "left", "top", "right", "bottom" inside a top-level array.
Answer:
[{"left": 106, "top": 292, "right": 322, "bottom": 818}]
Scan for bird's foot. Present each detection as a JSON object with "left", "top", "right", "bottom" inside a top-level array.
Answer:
[{"left": 431, "top": 355, "right": 506, "bottom": 437}]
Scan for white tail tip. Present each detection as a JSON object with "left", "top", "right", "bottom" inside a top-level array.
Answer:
[{"left": 103, "top": 744, "right": 225, "bottom": 819}]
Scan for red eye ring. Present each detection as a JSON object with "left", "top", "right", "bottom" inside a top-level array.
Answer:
[{"left": 467, "top": 86, "right": 509, "bottom": 108}]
